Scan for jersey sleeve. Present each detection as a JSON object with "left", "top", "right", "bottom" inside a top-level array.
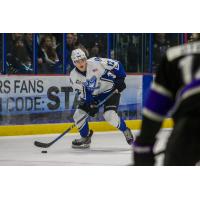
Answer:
[
  {"left": 69, "top": 72, "right": 93, "bottom": 104},
  {"left": 70, "top": 76, "right": 82, "bottom": 93},
  {"left": 100, "top": 58, "right": 126, "bottom": 78},
  {"left": 69, "top": 72, "right": 85, "bottom": 101},
  {"left": 137, "top": 55, "right": 175, "bottom": 146},
  {"left": 143, "top": 55, "right": 175, "bottom": 122}
]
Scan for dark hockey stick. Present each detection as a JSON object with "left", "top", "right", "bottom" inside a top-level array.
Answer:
[
  {"left": 34, "top": 89, "right": 118, "bottom": 148},
  {"left": 34, "top": 114, "right": 88, "bottom": 148}
]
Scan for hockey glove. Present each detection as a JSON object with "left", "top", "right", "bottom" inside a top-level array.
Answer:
[
  {"left": 89, "top": 101, "right": 99, "bottom": 117},
  {"left": 114, "top": 78, "right": 126, "bottom": 93},
  {"left": 78, "top": 99, "right": 99, "bottom": 117},
  {"left": 133, "top": 139, "right": 155, "bottom": 166}
]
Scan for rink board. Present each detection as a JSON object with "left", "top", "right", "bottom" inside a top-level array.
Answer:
[
  {"left": 0, "top": 118, "right": 173, "bottom": 136},
  {"left": 0, "top": 75, "right": 143, "bottom": 125},
  {"left": 0, "top": 74, "right": 170, "bottom": 136}
]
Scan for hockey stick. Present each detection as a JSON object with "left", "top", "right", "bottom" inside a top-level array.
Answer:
[{"left": 34, "top": 89, "right": 118, "bottom": 148}]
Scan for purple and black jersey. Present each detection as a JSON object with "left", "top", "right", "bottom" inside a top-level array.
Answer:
[{"left": 138, "top": 41, "right": 200, "bottom": 145}]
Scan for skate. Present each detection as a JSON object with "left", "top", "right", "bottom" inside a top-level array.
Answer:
[
  {"left": 72, "top": 130, "right": 93, "bottom": 149},
  {"left": 123, "top": 128, "right": 135, "bottom": 145}
]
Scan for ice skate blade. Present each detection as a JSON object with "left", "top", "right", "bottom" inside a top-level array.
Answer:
[{"left": 72, "top": 144, "right": 90, "bottom": 149}]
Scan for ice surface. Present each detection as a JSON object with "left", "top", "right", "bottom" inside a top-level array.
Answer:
[{"left": 0, "top": 129, "right": 171, "bottom": 166}]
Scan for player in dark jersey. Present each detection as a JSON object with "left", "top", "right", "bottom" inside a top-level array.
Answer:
[{"left": 133, "top": 40, "right": 200, "bottom": 166}]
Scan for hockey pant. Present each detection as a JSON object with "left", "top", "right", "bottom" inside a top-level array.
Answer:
[
  {"left": 164, "top": 116, "right": 200, "bottom": 166},
  {"left": 73, "top": 93, "right": 127, "bottom": 137}
]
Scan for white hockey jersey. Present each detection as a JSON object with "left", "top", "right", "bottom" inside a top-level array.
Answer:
[{"left": 69, "top": 57, "right": 126, "bottom": 103}]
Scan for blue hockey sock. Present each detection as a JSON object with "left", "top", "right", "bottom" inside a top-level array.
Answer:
[
  {"left": 79, "top": 122, "right": 89, "bottom": 137},
  {"left": 118, "top": 118, "right": 127, "bottom": 132}
]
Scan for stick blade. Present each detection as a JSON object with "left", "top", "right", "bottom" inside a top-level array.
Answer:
[{"left": 34, "top": 141, "right": 50, "bottom": 148}]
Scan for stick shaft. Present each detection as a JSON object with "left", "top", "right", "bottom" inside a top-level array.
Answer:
[{"left": 34, "top": 89, "right": 118, "bottom": 148}]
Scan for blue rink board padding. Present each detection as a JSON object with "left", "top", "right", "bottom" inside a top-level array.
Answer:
[{"left": 142, "top": 74, "right": 153, "bottom": 108}]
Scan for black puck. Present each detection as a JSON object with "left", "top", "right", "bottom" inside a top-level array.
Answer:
[{"left": 41, "top": 150, "right": 47, "bottom": 153}]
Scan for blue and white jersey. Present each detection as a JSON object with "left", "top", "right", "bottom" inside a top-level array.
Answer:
[{"left": 69, "top": 57, "right": 126, "bottom": 103}]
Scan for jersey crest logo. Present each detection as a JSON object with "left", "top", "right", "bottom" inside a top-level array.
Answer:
[{"left": 84, "top": 76, "right": 100, "bottom": 91}]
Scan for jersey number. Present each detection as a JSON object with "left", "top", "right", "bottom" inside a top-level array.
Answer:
[
  {"left": 178, "top": 55, "right": 200, "bottom": 84},
  {"left": 107, "top": 60, "right": 115, "bottom": 67},
  {"left": 107, "top": 60, "right": 119, "bottom": 70}
]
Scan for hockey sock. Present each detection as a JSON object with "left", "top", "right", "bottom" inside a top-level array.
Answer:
[
  {"left": 117, "top": 118, "right": 127, "bottom": 132},
  {"left": 79, "top": 122, "right": 89, "bottom": 137}
]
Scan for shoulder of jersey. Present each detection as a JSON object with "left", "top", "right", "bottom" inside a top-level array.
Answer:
[
  {"left": 69, "top": 68, "right": 81, "bottom": 81},
  {"left": 69, "top": 67, "right": 76, "bottom": 77},
  {"left": 87, "top": 57, "right": 101, "bottom": 64},
  {"left": 87, "top": 57, "right": 107, "bottom": 68},
  {"left": 166, "top": 41, "right": 200, "bottom": 62}
]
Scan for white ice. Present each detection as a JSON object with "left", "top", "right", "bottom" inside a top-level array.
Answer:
[{"left": 0, "top": 129, "right": 172, "bottom": 166}]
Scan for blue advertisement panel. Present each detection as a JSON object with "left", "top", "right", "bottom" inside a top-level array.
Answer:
[
  {"left": 0, "top": 75, "right": 143, "bottom": 125},
  {"left": 119, "top": 75, "right": 142, "bottom": 119},
  {"left": 0, "top": 76, "right": 74, "bottom": 115}
]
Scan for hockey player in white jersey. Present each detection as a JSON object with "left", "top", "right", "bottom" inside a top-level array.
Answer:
[{"left": 70, "top": 48, "right": 135, "bottom": 149}]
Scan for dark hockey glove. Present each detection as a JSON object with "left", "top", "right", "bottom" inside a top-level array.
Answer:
[
  {"left": 114, "top": 78, "right": 126, "bottom": 93},
  {"left": 78, "top": 99, "right": 99, "bottom": 117},
  {"left": 89, "top": 102, "right": 99, "bottom": 117},
  {"left": 133, "top": 141, "right": 155, "bottom": 166}
]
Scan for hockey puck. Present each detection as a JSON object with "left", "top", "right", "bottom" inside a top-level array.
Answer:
[{"left": 41, "top": 150, "right": 47, "bottom": 153}]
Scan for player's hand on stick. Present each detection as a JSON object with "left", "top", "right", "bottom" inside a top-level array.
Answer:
[
  {"left": 114, "top": 78, "right": 126, "bottom": 92},
  {"left": 78, "top": 99, "right": 99, "bottom": 117},
  {"left": 133, "top": 139, "right": 155, "bottom": 166},
  {"left": 89, "top": 101, "right": 99, "bottom": 117}
]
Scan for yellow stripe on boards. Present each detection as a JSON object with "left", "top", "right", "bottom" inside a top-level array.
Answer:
[{"left": 0, "top": 119, "right": 174, "bottom": 136}]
